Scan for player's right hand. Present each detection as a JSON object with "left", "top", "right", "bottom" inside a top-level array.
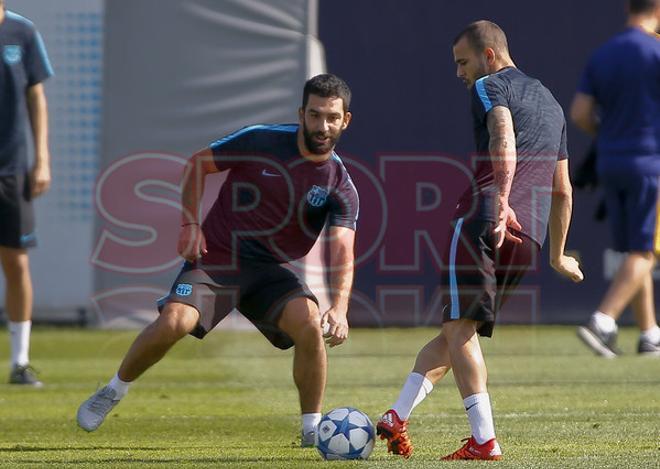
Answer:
[
  {"left": 493, "top": 203, "right": 523, "bottom": 248},
  {"left": 321, "top": 307, "right": 349, "bottom": 348},
  {"left": 30, "top": 163, "right": 51, "bottom": 198},
  {"left": 551, "top": 254, "right": 584, "bottom": 283},
  {"left": 177, "top": 224, "right": 207, "bottom": 262}
]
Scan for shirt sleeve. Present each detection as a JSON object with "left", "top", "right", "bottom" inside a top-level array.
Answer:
[
  {"left": 471, "top": 75, "right": 509, "bottom": 123},
  {"left": 558, "top": 119, "right": 569, "bottom": 161},
  {"left": 328, "top": 169, "right": 359, "bottom": 230},
  {"left": 24, "top": 28, "right": 54, "bottom": 86},
  {"left": 208, "top": 126, "right": 256, "bottom": 171},
  {"left": 577, "top": 56, "right": 595, "bottom": 97}
]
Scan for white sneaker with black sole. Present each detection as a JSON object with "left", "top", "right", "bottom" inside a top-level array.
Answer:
[
  {"left": 637, "top": 337, "right": 660, "bottom": 356},
  {"left": 577, "top": 318, "right": 622, "bottom": 358}
]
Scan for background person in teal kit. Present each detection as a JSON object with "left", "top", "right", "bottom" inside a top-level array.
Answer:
[
  {"left": 0, "top": 0, "right": 54, "bottom": 386},
  {"left": 571, "top": 0, "right": 660, "bottom": 357}
]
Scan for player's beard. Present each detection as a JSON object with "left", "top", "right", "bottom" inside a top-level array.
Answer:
[{"left": 302, "top": 121, "right": 343, "bottom": 155}]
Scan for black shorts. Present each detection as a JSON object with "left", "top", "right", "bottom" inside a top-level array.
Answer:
[
  {"left": 157, "top": 259, "right": 318, "bottom": 349},
  {"left": 441, "top": 217, "right": 539, "bottom": 337},
  {"left": 0, "top": 174, "right": 36, "bottom": 249}
]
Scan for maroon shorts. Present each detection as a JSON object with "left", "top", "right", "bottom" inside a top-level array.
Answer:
[{"left": 441, "top": 217, "right": 539, "bottom": 337}]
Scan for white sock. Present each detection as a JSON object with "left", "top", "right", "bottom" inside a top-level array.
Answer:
[
  {"left": 463, "top": 392, "right": 496, "bottom": 444},
  {"left": 640, "top": 325, "right": 660, "bottom": 344},
  {"left": 392, "top": 372, "right": 434, "bottom": 420},
  {"left": 108, "top": 373, "right": 131, "bottom": 399},
  {"left": 593, "top": 311, "right": 617, "bottom": 333},
  {"left": 302, "top": 413, "right": 322, "bottom": 434},
  {"left": 9, "top": 321, "right": 31, "bottom": 367}
]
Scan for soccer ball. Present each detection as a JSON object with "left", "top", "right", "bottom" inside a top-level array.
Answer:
[{"left": 315, "top": 407, "right": 375, "bottom": 460}]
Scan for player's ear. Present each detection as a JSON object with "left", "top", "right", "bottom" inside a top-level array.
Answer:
[
  {"left": 484, "top": 47, "right": 496, "bottom": 65},
  {"left": 298, "top": 107, "right": 305, "bottom": 123},
  {"left": 342, "top": 111, "right": 352, "bottom": 130}
]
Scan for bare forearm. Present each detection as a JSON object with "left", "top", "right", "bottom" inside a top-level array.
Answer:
[
  {"left": 330, "top": 251, "right": 354, "bottom": 312},
  {"left": 570, "top": 94, "right": 599, "bottom": 137},
  {"left": 27, "top": 87, "right": 50, "bottom": 167},
  {"left": 181, "top": 159, "right": 206, "bottom": 225},
  {"left": 575, "top": 120, "right": 598, "bottom": 137},
  {"left": 490, "top": 137, "right": 516, "bottom": 202},
  {"left": 549, "top": 191, "right": 572, "bottom": 262},
  {"left": 487, "top": 106, "right": 517, "bottom": 202}
]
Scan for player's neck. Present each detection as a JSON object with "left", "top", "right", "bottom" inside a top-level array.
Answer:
[
  {"left": 296, "top": 130, "right": 332, "bottom": 163},
  {"left": 491, "top": 59, "right": 515, "bottom": 74},
  {"left": 0, "top": 8, "right": 5, "bottom": 24},
  {"left": 627, "top": 15, "right": 658, "bottom": 34}
]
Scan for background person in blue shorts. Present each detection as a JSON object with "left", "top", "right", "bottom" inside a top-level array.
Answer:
[{"left": 571, "top": 0, "right": 660, "bottom": 357}]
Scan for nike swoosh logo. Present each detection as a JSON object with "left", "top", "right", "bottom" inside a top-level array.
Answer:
[
  {"left": 465, "top": 403, "right": 478, "bottom": 412},
  {"left": 261, "top": 169, "right": 281, "bottom": 177}
]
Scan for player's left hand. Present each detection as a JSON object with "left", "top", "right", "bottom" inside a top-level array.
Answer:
[
  {"left": 551, "top": 254, "right": 584, "bottom": 283},
  {"left": 30, "top": 164, "right": 51, "bottom": 198},
  {"left": 321, "top": 307, "right": 349, "bottom": 348},
  {"left": 494, "top": 203, "right": 523, "bottom": 248}
]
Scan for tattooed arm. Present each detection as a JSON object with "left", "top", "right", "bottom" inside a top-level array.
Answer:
[{"left": 487, "top": 106, "right": 522, "bottom": 248}]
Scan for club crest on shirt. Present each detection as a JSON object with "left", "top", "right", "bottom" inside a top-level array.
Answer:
[
  {"left": 306, "top": 185, "right": 328, "bottom": 207},
  {"left": 3, "top": 45, "right": 22, "bottom": 65},
  {"left": 175, "top": 283, "right": 193, "bottom": 296}
]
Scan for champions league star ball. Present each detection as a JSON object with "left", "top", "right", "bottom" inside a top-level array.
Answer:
[{"left": 315, "top": 407, "right": 375, "bottom": 460}]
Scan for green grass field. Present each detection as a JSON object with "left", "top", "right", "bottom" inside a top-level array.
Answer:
[{"left": 0, "top": 326, "right": 658, "bottom": 468}]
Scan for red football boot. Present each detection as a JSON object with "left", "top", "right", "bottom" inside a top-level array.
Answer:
[
  {"left": 376, "top": 409, "right": 413, "bottom": 458},
  {"left": 441, "top": 436, "right": 502, "bottom": 461}
]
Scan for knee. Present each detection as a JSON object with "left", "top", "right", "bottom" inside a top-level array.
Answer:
[
  {"left": 156, "top": 304, "right": 199, "bottom": 339},
  {"left": 280, "top": 298, "right": 323, "bottom": 346},
  {"left": 442, "top": 319, "right": 478, "bottom": 347},
  {"left": 294, "top": 313, "right": 324, "bottom": 347}
]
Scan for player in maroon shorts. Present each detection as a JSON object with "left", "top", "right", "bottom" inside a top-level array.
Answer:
[
  {"left": 377, "top": 21, "right": 584, "bottom": 460},
  {"left": 77, "top": 74, "right": 359, "bottom": 447}
]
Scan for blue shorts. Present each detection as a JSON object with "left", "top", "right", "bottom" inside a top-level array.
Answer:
[{"left": 600, "top": 172, "right": 659, "bottom": 253}]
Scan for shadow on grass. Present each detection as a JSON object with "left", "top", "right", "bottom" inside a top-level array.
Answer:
[
  {"left": 7, "top": 456, "right": 318, "bottom": 465},
  {"left": 0, "top": 446, "right": 182, "bottom": 452}
]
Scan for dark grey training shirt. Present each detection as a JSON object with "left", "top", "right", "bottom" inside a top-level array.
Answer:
[
  {"left": 457, "top": 67, "right": 568, "bottom": 247},
  {"left": 0, "top": 10, "right": 53, "bottom": 175}
]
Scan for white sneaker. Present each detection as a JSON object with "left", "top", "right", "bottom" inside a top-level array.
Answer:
[{"left": 77, "top": 386, "right": 120, "bottom": 432}]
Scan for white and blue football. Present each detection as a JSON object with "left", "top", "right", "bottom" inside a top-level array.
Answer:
[{"left": 315, "top": 407, "right": 375, "bottom": 460}]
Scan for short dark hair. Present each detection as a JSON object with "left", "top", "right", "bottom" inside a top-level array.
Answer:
[
  {"left": 302, "top": 74, "right": 351, "bottom": 112},
  {"left": 629, "top": 0, "right": 660, "bottom": 14},
  {"left": 453, "top": 20, "right": 510, "bottom": 55}
]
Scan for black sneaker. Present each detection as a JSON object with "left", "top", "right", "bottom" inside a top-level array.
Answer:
[
  {"left": 637, "top": 337, "right": 660, "bottom": 356},
  {"left": 577, "top": 318, "right": 622, "bottom": 358},
  {"left": 8, "top": 364, "right": 43, "bottom": 387}
]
